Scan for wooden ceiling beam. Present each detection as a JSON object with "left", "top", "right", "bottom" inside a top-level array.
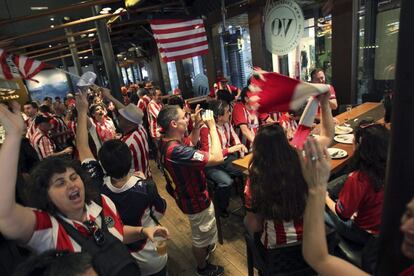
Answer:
[
  {"left": 0, "top": 1, "right": 182, "bottom": 43},
  {"left": 24, "top": 37, "right": 94, "bottom": 56},
  {"left": 30, "top": 42, "right": 92, "bottom": 59},
  {"left": 0, "top": 0, "right": 122, "bottom": 27},
  {"left": 6, "top": 28, "right": 97, "bottom": 52},
  {"left": 41, "top": 49, "right": 93, "bottom": 62}
]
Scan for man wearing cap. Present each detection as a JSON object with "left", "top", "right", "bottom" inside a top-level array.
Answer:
[
  {"left": 209, "top": 77, "right": 240, "bottom": 99},
  {"left": 100, "top": 87, "right": 151, "bottom": 178},
  {"left": 30, "top": 115, "right": 73, "bottom": 160}
]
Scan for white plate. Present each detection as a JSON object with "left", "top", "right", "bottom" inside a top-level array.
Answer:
[
  {"left": 327, "top": 148, "right": 348, "bottom": 159},
  {"left": 334, "top": 134, "right": 354, "bottom": 144},
  {"left": 335, "top": 125, "right": 353, "bottom": 135}
]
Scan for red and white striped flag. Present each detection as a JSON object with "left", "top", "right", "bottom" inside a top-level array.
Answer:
[
  {"left": 248, "top": 68, "right": 331, "bottom": 149},
  {"left": 0, "top": 49, "right": 47, "bottom": 82},
  {"left": 150, "top": 18, "right": 209, "bottom": 63}
]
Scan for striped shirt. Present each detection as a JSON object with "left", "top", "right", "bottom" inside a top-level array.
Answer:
[
  {"left": 91, "top": 117, "right": 116, "bottom": 143},
  {"left": 122, "top": 125, "right": 151, "bottom": 178},
  {"left": 26, "top": 195, "right": 124, "bottom": 254},
  {"left": 50, "top": 115, "right": 70, "bottom": 148},
  {"left": 137, "top": 95, "right": 151, "bottom": 112},
  {"left": 26, "top": 117, "right": 37, "bottom": 140},
  {"left": 232, "top": 102, "right": 259, "bottom": 150},
  {"left": 30, "top": 128, "right": 56, "bottom": 160},
  {"left": 147, "top": 100, "right": 163, "bottom": 139},
  {"left": 269, "top": 112, "right": 298, "bottom": 140},
  {"left": 199, "top": 122, "right": 241, "bottom": 157},
  {"left": 244, "top": 178, "right": 303, "bottom": 248}
]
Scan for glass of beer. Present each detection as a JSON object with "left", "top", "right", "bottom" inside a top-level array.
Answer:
[{"left": 154, "top": 236, "right": 167, "bottom": 256}]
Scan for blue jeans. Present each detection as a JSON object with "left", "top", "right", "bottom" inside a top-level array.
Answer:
[
  {"left": 205, "top": 154, "right": 243, "bottom": 210},
  {"left": 324, "top": 211, "right": 371, "bottom": 246}
]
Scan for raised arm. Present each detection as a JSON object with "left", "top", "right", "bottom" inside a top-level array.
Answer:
[
  {"left": 0, "top": 102, "right": 36, "bottom": 243},
  {"left": 75, "top": 92, "right": 95, "bottom": 161},
  {"left": 188, "top": 105, "right": 204, "bottom": 146},
  {"left": 317, "top": 92, "right": 335, "bottom": 148},
  {"left": 299, "top": 138, "right": 367, "bottom": 276},
  {"left": 98, "top": 86, "right": 125, "bottom": 111},
  {"left": 203, "top": 110, "right": 224, "bottom": 167}
]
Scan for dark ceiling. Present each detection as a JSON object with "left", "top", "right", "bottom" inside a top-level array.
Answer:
[{"left": 0, "top": 0, "right": 232, "bottom": 66}]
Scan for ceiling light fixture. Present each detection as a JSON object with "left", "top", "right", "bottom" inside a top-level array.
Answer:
[
  {"left": 84, "top": 56, "right": 88, "bottom": 59},
  {"left": 49, "top": 45, "right": 52, "bottom": 48},
  {"left": 50, "top": 17, "right": 54, "bottom": 21},
  {"left": 102, "top": 7, "right": 112, "bottom": 11},
  {"left": 50, "top": 25, "right": 55, "bottom": 28},
  {"left": 88, "top": 33, "right": 95, "bottom": 37},
  {"left": 80, "top": 34, "right": 87, "bottom": 38},
  {"left": 100, "top": 10, "right": 109, "bottom": 14},
  {"left": 30, "top": 6, "right": 48, "bottom": 10}
]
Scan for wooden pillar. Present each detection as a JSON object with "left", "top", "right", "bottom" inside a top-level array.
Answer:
[
  {"left": 248, "top": 0, "right": 272, "bottom": 71},
  {"left": 175, "top": 60, "right": 193, "bottom": 99},
  {"left": 376, "top": 0, "right": 414, "bottom": 274},
  {"left": 205, "top": 26, "right": 217, "bottom": 88},
  {"left": 331, "top": 0, "right": 358, "bottom": 105}
]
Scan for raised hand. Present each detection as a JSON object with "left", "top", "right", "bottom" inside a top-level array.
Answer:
[
  {"left": 297, "top": 137, "right": 331, "bottom": 193},
  {"left": 0, "top": 101, "right": 25, "bottom": 137},
  {"left": 75, "top": 91, "right": 89, "bottom": 115},
  {"left": 202, "top": 109, "right": 216, "bottom": 129}
]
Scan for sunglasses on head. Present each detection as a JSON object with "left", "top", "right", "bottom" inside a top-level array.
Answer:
[{"left": 84, "top": 220, "right": 105, "bottom": 246}]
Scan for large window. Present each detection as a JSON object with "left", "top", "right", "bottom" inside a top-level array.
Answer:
[
  {"left": 212, "top": 13, "right": 253, "bottom": 89},
  {"left": 356, "top": 0, "right": 400, "bottom": 103}
]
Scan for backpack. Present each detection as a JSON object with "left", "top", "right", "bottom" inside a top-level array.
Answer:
[{"left": 56, "top": 209, "right": 141, "bottom": 276}]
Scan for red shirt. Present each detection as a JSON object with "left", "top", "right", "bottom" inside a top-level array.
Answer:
[
  {"left": 244, "top": 178, "right": 303, "bottom": 248},
  {"left": 232, "top": 102, "right": 259, "bottom": 150},
  {"left": 199, "top": 123, "right": 241, "bottom": 157},
  {"left": 160, "top": 137, "right": 210, "bottom": 214},
  {"left": 335, "top": 171, "right": 384, "bottom": 234}
]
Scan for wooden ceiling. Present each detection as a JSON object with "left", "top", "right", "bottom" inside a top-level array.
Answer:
[{"left": 0, "top": 0, "right": 204, "bottom": 66}]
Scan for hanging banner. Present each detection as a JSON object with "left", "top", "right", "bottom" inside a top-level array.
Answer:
[{"left": 264, "top": 0, "right": 304, "bottom": 56}]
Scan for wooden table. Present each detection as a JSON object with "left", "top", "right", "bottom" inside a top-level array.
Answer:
[{"left": 232, "top": 102, "right": 385, "bottom": 174}]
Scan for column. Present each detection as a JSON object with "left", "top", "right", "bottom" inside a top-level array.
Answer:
[
  {"left": 61, "top": 56, "right": 75, "bottom": 92},
  {"left": 64, "top": 27, "right": 82, "bottom": 76},
  {"left": 92, "top": 5, "right": 123, "bottom": 101}
]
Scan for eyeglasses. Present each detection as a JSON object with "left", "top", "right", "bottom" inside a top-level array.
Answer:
[{"left": 84, "top": 220, "right": 105, "bottom": 246}]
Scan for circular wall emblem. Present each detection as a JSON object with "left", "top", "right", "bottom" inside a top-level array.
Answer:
[{"left": 264, "top": 0, "right": 304, "bottom": 56}]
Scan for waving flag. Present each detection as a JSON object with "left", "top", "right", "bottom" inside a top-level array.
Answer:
[
  {"left": 150, "top": 18, "right": 209, "bottom": 63},
  {"left": 248, "top": 68, "right": 331, "bottom": 149},
  {"left": 0, "top": 49, "right": 47, "bottom": 82}
]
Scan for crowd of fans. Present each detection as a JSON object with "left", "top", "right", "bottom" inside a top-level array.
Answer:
[{"left": 0, "top": 69, "right": 407, "bottom": 275}]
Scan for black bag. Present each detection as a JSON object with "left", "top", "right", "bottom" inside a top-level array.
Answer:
[{"left": 56, "top": 213, "right": 141, "bottom": 276}]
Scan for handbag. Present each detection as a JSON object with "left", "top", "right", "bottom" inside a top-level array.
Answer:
[{"left": 56, "top": 210, "right": 141, "bottom": 276}]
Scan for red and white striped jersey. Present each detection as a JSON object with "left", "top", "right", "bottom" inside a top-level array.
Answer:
[
  {"left": 67, "top": 121, "right": 77, "bottom": 137},
  {"left": 25, "top": 117, "right": 37, "bottom": 140},
  {"left": 90, "top": 117, "right": 116, "bottom": 143},
  {"left": 26, "top": 195, "right": 124, "bottom": 254},
  {"left": 147, "top": 100, "right": 163, "bottom": 139},
  {"left": 244, "top": 178, "right": 303, "bottom": 249},
  {"left": 30, "top": 128, "right": 56, "bottom": 160},
  {"left": 121, "top": 125, "right": 151, "bottom": 178},
  {"left": 269, "top": 112, "right": 298, "bottom": 140},
  {"left": 137, "top": 95, "right": 151, "bottom": 112},
  {"left": 50, "top": 115, "right": 70, "bottom": 147},
  {"left": 261, "top": 219, "right": 303, "bottom": 248},
  {"left": 232, "top": 102, "right": 259, "bottom": 150},
  {"left": 199, "top": 122, "right": 241, "bottom": 157}
]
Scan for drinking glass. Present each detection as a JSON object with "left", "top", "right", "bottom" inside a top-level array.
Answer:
[
  {"left": 154, "top": 236, "right": 167, "bottom": 256},
  {"left": 344, "top": 104, "right": 352, "bottom": 127}
]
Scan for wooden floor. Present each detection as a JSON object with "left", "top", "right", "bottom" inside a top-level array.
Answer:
[{"left": 150, "top": 160, "right": 249, "bottom": 276}]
